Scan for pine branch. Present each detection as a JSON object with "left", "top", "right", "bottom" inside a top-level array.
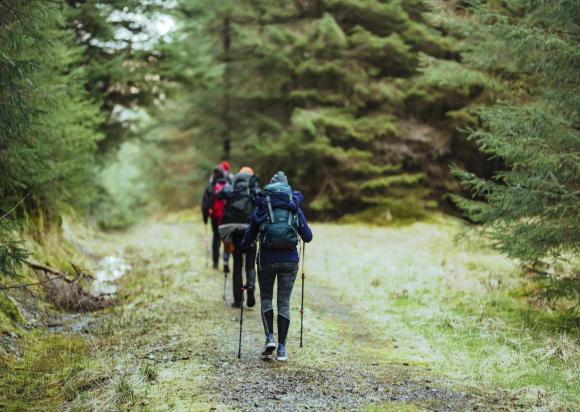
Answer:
[{"left": 0, "top": 260, "right": 93, "bottom": 291}]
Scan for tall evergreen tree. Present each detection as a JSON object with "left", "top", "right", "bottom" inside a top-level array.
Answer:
[
  {"left": 451, "top": 1, "right": 579, "bottom": 295},
  {"left": 174, "top": 0, "right": 496, "bottom": 218},
  {"left": 0, "top": 1, "right": 103, "bottom": 275},
  {"left": 66, "top": 0, "right": 169, "bottom": 153}
]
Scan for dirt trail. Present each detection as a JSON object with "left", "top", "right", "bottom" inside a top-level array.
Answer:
[{"left": 76, "top": 218, "right": 523, "bottom": 411}]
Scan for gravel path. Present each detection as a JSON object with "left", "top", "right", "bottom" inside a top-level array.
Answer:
[{"left": 75, "top": 218, "right": 525, "bottom": 411}]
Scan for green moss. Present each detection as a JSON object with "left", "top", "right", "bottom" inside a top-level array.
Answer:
[
  {"left": 0, "top": 332, "right": 89, "bottom": 410},
  {"left": 0, "top": 293, "right": 23, "bottom": 324}
]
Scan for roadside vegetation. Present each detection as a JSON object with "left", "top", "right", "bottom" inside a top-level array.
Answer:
[
  {"left": 2, "top": 214, "right": 578, "bottom": 410},
  {"left": 0, "top": 0, "right": 578, "bottom": 410}
]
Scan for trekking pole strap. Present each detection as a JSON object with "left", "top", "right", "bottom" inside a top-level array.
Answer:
[{"left": 266, "top": 196, "right": 274, "bottom": 223}]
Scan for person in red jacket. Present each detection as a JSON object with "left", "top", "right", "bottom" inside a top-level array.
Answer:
[
  {"left": 219, "top": 160, "right": 234, "bottom": 183},
  {"left": 201, "top": 166, "right": 229, "bottom": 270}
]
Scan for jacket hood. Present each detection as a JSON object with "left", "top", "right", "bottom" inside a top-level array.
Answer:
[
  {"left": 253, "top": 187, "right": 304, "bottom": 225},
  {"left": 270, "top": 171, "right": 288, "bottom": 185}
]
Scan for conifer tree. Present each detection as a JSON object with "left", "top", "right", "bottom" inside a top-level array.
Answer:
[
  {"left": 451, "top": 1, "right": 579, "bottom": 295},
  {"left": 0, "top": 1, "right": 103, "bottom": 275},
  {"left": 175, "top": 0, "right": 495, "bottom": 218},
  {"left": 66, "top": 0, "right": 168, "bottom": 153}
]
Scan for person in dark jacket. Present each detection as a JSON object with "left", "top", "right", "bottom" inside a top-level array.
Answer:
[
  {"left": 219, "top": 167, "right": 260, "bottom": 308},
  {"left": 241, "top": 171, "right": 313, "bottom": 362},
  {"left": 202, "top": 166, "right": 230, "bottom": 270}
]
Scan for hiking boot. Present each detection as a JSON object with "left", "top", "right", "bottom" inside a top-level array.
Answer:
[
  {"left": 223, "top": 264, "right": 230, "bottom": 274},
  {"left": 262, "top": 334, "right": 276, "bottom": 356},
  {"left": 276, "top": 343, "right": 288, "bottom": 362},
  {"left": 246, "top": 287, "right": 255, "bottom": 308}
]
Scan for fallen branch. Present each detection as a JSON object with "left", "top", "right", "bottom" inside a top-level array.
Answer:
[
  {"left": 26, "top": 260, "right": 85, "bottom": 282},
  {"left": 40, "top": 261, "right": 115, "bottom": 311},
  {"left": 0, "top": 260, "right": 90, "bottom": 291},
  {"left": 0, "top": 273, "right": 71, "bottom": 291}
]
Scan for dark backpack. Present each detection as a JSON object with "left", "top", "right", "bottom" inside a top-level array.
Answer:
[
  {"left": 224, "top": 173, "right": 256, "bottom": 223},
  {"left": 260, "top": 186, "right": 299, "bottom": 250}
]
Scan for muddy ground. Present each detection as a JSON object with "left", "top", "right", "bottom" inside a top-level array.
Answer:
[{"left": 46, "top": 215, "right": 542, "bottom": 412}]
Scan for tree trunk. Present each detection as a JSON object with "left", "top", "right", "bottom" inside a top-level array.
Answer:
[{"left": 222, "top": 16, "right": 231, "bottom": 160}]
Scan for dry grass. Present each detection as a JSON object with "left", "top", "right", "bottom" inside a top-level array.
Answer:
[{"left": 2, "top": 213, "right": 578, "bottom": 410}]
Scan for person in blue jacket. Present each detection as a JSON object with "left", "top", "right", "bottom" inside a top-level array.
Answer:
[{"left": 242, "top": 171, "right": 313, "bottom": 362}]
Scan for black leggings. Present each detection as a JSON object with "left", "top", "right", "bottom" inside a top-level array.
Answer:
[
  {"left": 210, "top": 217, "right": 230, "bottom": 268},
  {"left": 232, "top": 230, "right": 256, "bottom": 304},
  {"left": 210, "top": 217, "right": 221, "bottom": 266},
  {"left": 258, "top": 262, "right": 298, "bottom": 321}
]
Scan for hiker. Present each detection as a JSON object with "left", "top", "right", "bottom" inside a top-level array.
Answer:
[
  {"left": 241, "top": 171, "right": 312, "bottom": 362},
  {"left": 201, "top": 166, "right": 230, "bottom": 271},
  {"left": 218, "top": 160, "right": 234, "bottom": 183},
  {"left": 216, "top": 160, "right": 234, "bottom": 271},
  {"left": 218, "top": 167, "right": 260, "bottom": 308}
]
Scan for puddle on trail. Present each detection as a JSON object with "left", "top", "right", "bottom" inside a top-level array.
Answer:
[{"left": 91, "top": 255, "right": 131, "bottom": 296}]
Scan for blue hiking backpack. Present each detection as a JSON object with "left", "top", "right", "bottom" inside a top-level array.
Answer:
[{"left": 259, "top": 183, "right": 299, "bottom": 250}]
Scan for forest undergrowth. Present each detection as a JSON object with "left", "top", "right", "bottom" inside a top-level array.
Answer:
[{"left": 1, "top": 212, "right": 578, "bottom": 411}]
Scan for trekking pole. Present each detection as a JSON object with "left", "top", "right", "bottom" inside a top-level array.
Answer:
[
  {"left": 300, "top": 243, "right": 306, "bottom": 348},
  {"left": 238, "top": 285, "right": 245, "bottom": 359},
  {"left": 222, "top": 269, "right": 227, "bottom": 301}
]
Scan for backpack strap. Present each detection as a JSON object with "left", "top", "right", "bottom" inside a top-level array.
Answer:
[
  {"left": 266, "top": 196, "right": 275, "bottom": 223},
  {"left": 287, "top": 192, "right": 295, "bottom": 225}
]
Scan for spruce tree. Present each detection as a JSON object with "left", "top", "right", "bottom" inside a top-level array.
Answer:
[
  {"left": 175, "top": 0, "right": 496, "bottom": 219},
  {"left": 66, "top": 0, "right": 168, "bottom": 153},
  {"left": 451, "top": 1, "right": 579, "bottom": 296},
  {"left": 0, "top": 1, "right": 103, "bottom": 275}
]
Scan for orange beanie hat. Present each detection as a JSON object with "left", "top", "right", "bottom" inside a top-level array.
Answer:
[{"left": 239, "top": 166, "right": 254, "bottom": 175}]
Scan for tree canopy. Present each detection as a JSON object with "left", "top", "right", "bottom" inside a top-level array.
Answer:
[
  {"left": 168, "top": 0, "right": 498, "bottom": 219},
  {"left": 0, "top": 0, "right": 577, "bottom": 299}
]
